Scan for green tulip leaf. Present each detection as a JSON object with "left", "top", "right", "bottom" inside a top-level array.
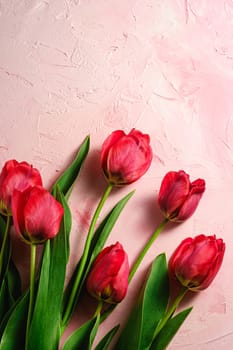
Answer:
[
  {"left": 0, "top": 293, "right": 28, "bottom": 350},
  {"left": 0, "top": 215, "right": 6, "bottom": 232},
  {"left": 0, "top": 259, "right": 22, "bottom": 323},
  {"left": 5, "top": 260, "right": 22, "bottom": 304},
  {"left": 85, "top": 190, "right": 135, "bottom": 277},
  {"left": 150, "top": 307, "right": 193, "bottom": 350},
  {"left": 0, "top": 278, "right": 8, "bottom": 325},
  {"left": 62, "top": 190, "right": 134, "bottom": 326},
  {"left": 55, "top": 186, "right": 72, "bottom": 262},
  {"left": 0, "top": 215, "right": 21, "bottom": 321},
  {"left": 115, "top": 253, "right": 169, "bottom": 350},
  {"left": 51, "top": 135, "right": 90, "bottom": 198},
  {"left": 94, "top": 325, "right": 120, "bottom": 350},
  {"left": 62, "top": 316, "right": 100, "bottom": 350},
  {"left": 26, "top": 243, "right": 51, "bottom": 349},
  {"left": 0, "top": 216, "right": 11, "bottom": 282},
  {"left": 27, "top": 189, "right": 71, "bottom": 350}
]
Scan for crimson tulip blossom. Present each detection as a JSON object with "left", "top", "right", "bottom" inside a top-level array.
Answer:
[
  {"left": 86, "top": 242, "right": 129, "bottom": 304},
  {"left": 169, "top": 234, "right": 225, "bottom": 291},
  {"left": 12, "top": 186, "right": 64, "bottom": 244},
  {"left": 158, "top": 170, "right": 205, "bottom": 222},
  {"left": 0, "top": 159, "right": 42, "bottom": 215},
  {"left": 100, "top": 129, "right": 153, "bottom": 185}
]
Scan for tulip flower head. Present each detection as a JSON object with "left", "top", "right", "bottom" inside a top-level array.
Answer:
[
  {"left": 0, "top": 160, "right": 42, "bottom": 215},
  {"left": 12, "top": 186, "right": 64, "bottom": 244},
  {"left": 169, "top": 234, "right": 225, "bottom": 291},
  {"left": 86, "top": 242, "right": 129, "bottom": 304},
  {"left": 100, "top": 129, "right": 153, "bottom": 186},
  {"left": 158, "top": 170, "right": 205, "bottom": 222}
]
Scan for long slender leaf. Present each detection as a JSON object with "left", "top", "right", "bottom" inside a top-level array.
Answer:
[
  {"left": 0, "top": 216, "right": 11, "bottom": 283},
  {"left": 5, "top": 260, "right": 22, "bottom": 305},
  {"left": 26, "top": 243, "right": 50, "bottom": 350},
  {"left": 27, "top": 189, "right": 71, "bottom": 350},
  {"left": 85, "top": 190, "right": 135, "bottom": 278},
  {"left": 62, "top": 317, "right": 99, "bottom": 350},
  {"left": 51, "top": 135, "right": 90, "bottom": 198},
  {"left": 0, "top": 260, "right": 22, "bottom": 322},
  {"left": 0, "top": 215, "right": 6, "bottom": 239},
  {"left": 0, "top": 215, "right": 21, "bottom": 322},
  {"left": 0, "top": 279, "right": 8, "bottom": 324},
  {"left": 150, "top": 307, "right": 193, "bottom": 350},
  {"left": 94, "top": 325, "right": 120, "bottom": 350},
  {"left": 0, "top": 293, "right": 28, "bottom": 350},
  {"left": 62, "top": 191, "right": 134, "bottom": 324},
  {"left": 115, "top": 253, "right": 169, "bottom": 350}
]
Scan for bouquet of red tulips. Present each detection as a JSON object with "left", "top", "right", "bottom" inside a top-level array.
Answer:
[{"left": 0, "top": 130, "right": 225, "bottom": 350}]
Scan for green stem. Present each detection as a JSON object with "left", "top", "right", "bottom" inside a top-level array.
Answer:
[
  {"left": 26, "top": 244, "right": 37, "bottom": 349},
  {"left": 100, "top": 218, "right": 169, "bottom": 323},
  {"left": 0, "top": 214, "right": 11, "bottom": 279},
  {"left": 152, "top": 286, "right": 188, "bottom": 339},
  {"left": 129, "top": 218, "right": 168, "bottom": 282},
  {"left": 62, "top": 183, "right": 113, "bottom": 329},
  {"left": 93, "top": 300, "right": 104, "bottom": 318}
]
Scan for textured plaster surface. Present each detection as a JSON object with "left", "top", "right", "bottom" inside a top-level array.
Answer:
[{"left": 0, "top": 1, "right": 233, "bottom": 349}]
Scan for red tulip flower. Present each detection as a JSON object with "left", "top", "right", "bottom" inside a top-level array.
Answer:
[
  {"left": 86, "top": 242, "right": 129, "bottom": 304},
  {"left": 100, "top": 129, "right": 153, "bottom": 185},
  {"left": 12, "top": 186, "right": 64, "bottom": 244},
  {"left": 169, "top": 234, "right": 225, "bottom": 291},
  {"left": 158, "top": 170, "right": 205, "bottom": 222},
  {"left": 0, "top": 160, "right": 42, "bottom": 215}
]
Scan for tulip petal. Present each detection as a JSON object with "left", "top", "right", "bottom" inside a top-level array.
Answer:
[
  {"left": 86, "top": 242, "right": 129, "bottom": 304},
  {"left": 169, "top": 235, "right": 225, "bottom": 291},
  {"left": 169, "top": 237, "right": 193, "bottom": 278},
  {"left": 177, "top": 179, "right": 205, "bottom": 221},
  {"left": 106, "top": 134, "right": 152, "bottom": 184},
  {"left": 24, "top": 187, "right": 64, "bottom": 241},
  {"left": 0, "top": 160, "right": 42, "bottom": 214},
  {"left": 11, "top": 189, "right": 30, "bottom": 238},
  {"left": 0, "top": 160, "right": 19, "bottom": 188},
  {"left": 100, "top": 130, "right": 125, "bottom": 171},
  {"left": 12, "top": 186, "right": 64, "bottom": 243},
  {"left": 100, "top": 129, "right": 152, "bottom": 185},
  {"left": 158, "top": 171, "right": 190, "bottom": 218}
]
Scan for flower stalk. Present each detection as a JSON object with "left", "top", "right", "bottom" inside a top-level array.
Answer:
[
  {"left": 26, "top": 244, "right": 37, "bottom": 349},
  {"left": 62, "top": 183, "right": 113, "bottom": 328},
  {"left": 0, "top": 214, "right": 11, "bottom": 279},
  {"left": 152, "top": 286, "right": 188, "bottom": 340},
  {"left": 129, "top": 218, "right": 168, "bottom": 282},
  {"left": 93, "top": 300, "right": 104, "bottom": 319}
]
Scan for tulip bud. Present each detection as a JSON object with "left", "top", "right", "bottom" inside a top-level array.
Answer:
[
  {"left": 100, "top": 129, "right": 153, "bottom": 185},
  {"left": 0, "top": 160, "right": 42, "bottom": 215},
  {"left": 158, "top": 170, "right": 205, "bottom": 222},
  {"left": 86, "top": 242, "right": 129, "bottom": 304},
  {"left": 169, "top": 234, "right": 225, "bottom": 291},
  {"left": 12, "top": 186, "right": 64, "bottom": 244}
]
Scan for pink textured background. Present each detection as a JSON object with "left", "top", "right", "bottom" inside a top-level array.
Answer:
[{"left": 0, "top": 1, "right": 233, "bottom": 349}]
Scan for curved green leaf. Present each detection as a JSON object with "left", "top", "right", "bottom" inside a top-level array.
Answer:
[
  {"left": 94, "top": 325, "right": 120, "bottom": 350},
  {"left": 150, "top": 307, "right": 193, "bottom": 350},
  {"left": 0, "top": 260, "right": 22, "bottom": 322},
  {"left": 63, "top": 317, "right": 100, "bottom": 350},
  {"left": 86, "top": 190, "right": 135, "bottom": 277},
  {"left": 0, "top": 216, "right": 11, "bottom": 282},
  {"left": 0, "top": 215, "right": 21, "bottom": 321},
  {"left": 51, "top": 135, "right": 90, "bottom": 198},
  {"left": 27, "top": 189, "right": 71, "bottom": 350},
  {"left": 115, "top": 253, "right": 169, "bottom": 350},
  {"left": 0, "top": 293, "right": 28, "bottom": 350},
  {"left": 62, "top": 190, "right": 134, "bottom": 325},
  {"left": 0, "top": 279, "right": 8, "bottom": 323},
  {"left": 5, "top": 260, "right": 21, "bottom": 304}
]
